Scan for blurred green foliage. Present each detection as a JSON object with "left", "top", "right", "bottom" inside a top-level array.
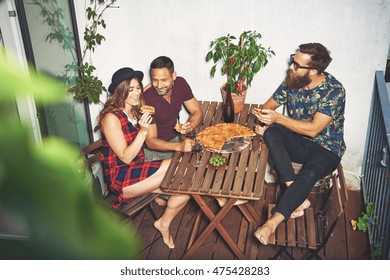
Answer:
[{"left": 0, "top": 50, "right": 140, "bottom": 259}]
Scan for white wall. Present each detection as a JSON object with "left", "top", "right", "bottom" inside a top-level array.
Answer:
[{"left": 74, "top": 0, "right": 390, "bottom": 176}]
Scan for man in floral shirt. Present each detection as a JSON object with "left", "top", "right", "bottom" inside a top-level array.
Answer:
[{"left": 253, "top": 43, "right": 346, "bottom": 245}]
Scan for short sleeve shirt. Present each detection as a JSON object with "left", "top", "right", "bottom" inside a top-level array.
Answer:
[
  {"left": 272, "top": 72, "right": 346, "bottom": 158},
  {"left": 142, "top": 76, "right": 194, "bottom": 141}
]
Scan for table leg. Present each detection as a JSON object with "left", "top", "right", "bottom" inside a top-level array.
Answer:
[
  {"left": 238, "top": 203, "right": 261, "bottom": 226},
  {"left": 182, "top": 195, "right": 246, "bottom": 260}
]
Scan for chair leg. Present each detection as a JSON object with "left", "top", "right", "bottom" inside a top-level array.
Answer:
[
  {"left": 305, "top": 248, "right": 323, "bottom": 260},
  {"left": 318, "top": 181, "right": 334, "bottom": 212},
  {"left": 272, "top": 246, "right": 295, "bottom": 260}
]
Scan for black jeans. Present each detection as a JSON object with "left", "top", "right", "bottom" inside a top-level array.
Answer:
[{"left": 263, "top": 124, "right": 341, "bottom": 219}]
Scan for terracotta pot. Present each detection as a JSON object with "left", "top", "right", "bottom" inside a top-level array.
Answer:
[{"left": 220, "top": 84, "right": 247, "bottom": 113}]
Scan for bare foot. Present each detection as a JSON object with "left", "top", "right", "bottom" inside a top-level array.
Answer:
[
  {"left": 235, "top": 199, "right": 248, "bottom": 206},
  {"left": 216, "top": 197, "right": 228, "bottom": 207},
  {"left": 301, "top": 199, "right": 311, "bottom": 209},
  {"left": 290, "top": 199, "right": 310, "bottom": 219},
  {"left": 254, "top": 223, "right": 274, "bottom": 245},
  {"left": 154, "top": 219, "right": 174, "bottom": 249},
  {"left": 290, "top": 208, "right": 304, "bottom": 218},
  {"left": 154, "top": 197, "right": 167, "bottom": 207},
  {"left": 216, "top": 198, "right": 248, "bottom": 207}
]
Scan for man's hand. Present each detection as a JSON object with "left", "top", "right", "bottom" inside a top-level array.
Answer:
[
  {"left": 254, "top": 123, "right": 268, "bottom": 136},
  {"left": 180, "top": 138, "right": 195, "bottom": 152},
  {"left": 254, "top": 108, "right": 278, "bottom": 126},
  {"left": 183, "top": 122, "right": 194, "bottom": 134}
]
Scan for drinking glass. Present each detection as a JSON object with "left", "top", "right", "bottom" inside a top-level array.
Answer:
[
  {"left": 192, "top": 141, "right": 203, "bottom": 167},
  {"left": 186, "top": 130, "right": 197, "bottom": 140}
]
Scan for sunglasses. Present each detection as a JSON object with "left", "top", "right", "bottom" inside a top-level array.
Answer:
[{"left": 290, "top": 54, "right": 316, "bottom": 71}]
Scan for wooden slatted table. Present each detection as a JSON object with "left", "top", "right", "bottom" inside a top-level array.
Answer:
[{"left": 160, "top": 101, "right": 269, "bottom": 260}]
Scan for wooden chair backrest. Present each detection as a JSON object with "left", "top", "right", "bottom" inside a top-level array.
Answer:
[
  {"left": 333, "top": 163, "right": 349, "bottom": 217},
  {"left": 81, "top": 139, "right": 159, "bottom": 218}
]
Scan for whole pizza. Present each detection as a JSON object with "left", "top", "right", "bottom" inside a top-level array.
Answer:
[{"left": 197, "top": 123, "right": 256, "bottom": 151}]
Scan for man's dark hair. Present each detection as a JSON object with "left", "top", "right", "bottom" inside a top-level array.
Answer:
[
  {"left": 298, "top": 43, "right": 332, "bottom": 74},
  {"left": 150, "top": 56, "right": 175, "bottom": 73}
]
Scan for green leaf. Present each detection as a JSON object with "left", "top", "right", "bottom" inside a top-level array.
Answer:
[
  {"left": 206, "top": 51, "right": 213, "bottom": 62},
  {"left": 253, "top": 60, "right": 261, "bottom": 73},
  {"left": 0, "top": 51, "right": 66, "bottom": 103},
  {"left": 210, "top": 65, "right": 216, "bottom": 77}
]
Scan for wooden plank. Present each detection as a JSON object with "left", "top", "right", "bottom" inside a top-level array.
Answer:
[
  {"left": 253, "top": 144, "right": 268, "bottom": 197},
  {"left": 268, "top": 204, "right": 276, "bottom": 245},
  {"left": 213, "top": 206, "right": 242, "bottom": 259},
  {"left": 188, "top": 101, "right": 217, "bottom": 193},
  {"left": 136, "top": 206, "right": 161, "bottom": 259},
  {"left": 189, "top": 197, "right": 220, "bottom": 260},
  {"left": 305, "top": 208, "right": 316, "bottom": 249},
  {"left": 160, "top": 151, "right": 182, "bottom": 190},
  {"left": 170, "top": 152, "right": 192, "bottom": 191},
  {"left": 241, "top": 105, "right": 261, "bottom": 197},
  {"left": 236, "top": 214, "right": 249, "bottom": 254},
  {"left": 210, "top": 160, "right": 228, "bottom": 194},
  {"left": 232, "top": 105, "right": 254, "bottom": 196},
  {"left": 324, "top": 190, "right": 348, "bottom": 259},
  {"left": 296, "top": 214, "right": 307, "bottom": 248},
  {"left": 277, "top": 221, "right": 286, "bottom": 246},
  {"left": 168, "top": 200, "right": 199, "bottom": 260},
  {"left": 287, "top": 219, "right": 296, "bottom": 247},
  {"left": 344, "top": 190, "right": 371, "bottom": 259},
  {"left": 220, "top": 152, "right": 240, "bottom": 195}
]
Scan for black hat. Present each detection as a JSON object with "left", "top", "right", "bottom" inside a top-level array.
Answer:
[{"left": 108, "top": 67, "right": 144, "bottom": 94}]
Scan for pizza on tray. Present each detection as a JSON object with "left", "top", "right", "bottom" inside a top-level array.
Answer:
[{"left": 196, "top": 123, "right": 256, "bottom": 151}]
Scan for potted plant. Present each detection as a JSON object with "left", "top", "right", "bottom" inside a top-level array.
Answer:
[{"left": 206, "top": 30, "right": 275, "bottom": 112}]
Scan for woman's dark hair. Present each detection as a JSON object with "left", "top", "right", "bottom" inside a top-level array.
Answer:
[
  {"left": 150, "top": 56, "right": 175, "bottom": 73},
  {"left": 298, "top": 43, "right": 332, "bottom": 74},
  {"left": 98, "top": 76, "right": 143, "bottom": 128}
]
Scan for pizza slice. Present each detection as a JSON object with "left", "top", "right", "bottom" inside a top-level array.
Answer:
[
  {"left": 140, "top": 105, "right": 155, "bottom": 114},
  {"left": 196, "top": 123, "right": 255, "bottom": 151},
  {"left": 174, "top": 123, "right": 186, "bottom": 134}
]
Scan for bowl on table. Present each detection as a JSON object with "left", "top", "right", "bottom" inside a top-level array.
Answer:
[{"left": 208, "top": 155, "right": 227, "bottom": 168}]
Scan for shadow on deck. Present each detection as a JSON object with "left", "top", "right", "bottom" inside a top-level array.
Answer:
[{"left": 121, "top": 183, "right": 371, "bottom": 260}]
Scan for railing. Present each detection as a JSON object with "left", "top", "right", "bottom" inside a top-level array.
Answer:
[{"left": 361, "top": 71, "right": 390, "bottom": 259}]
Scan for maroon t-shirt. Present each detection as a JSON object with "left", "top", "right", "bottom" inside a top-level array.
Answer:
[{"left": 143, "top": 76, "right": 194, "bottom": 141}]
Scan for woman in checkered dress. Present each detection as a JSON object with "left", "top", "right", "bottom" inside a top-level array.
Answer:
[{"left": 98, "top": 67, "right": 190, "bottom": 249}]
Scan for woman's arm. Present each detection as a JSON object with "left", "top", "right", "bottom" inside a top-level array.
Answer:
[{"left": 101, "top": 112, "right": 152, "bottom": 164}]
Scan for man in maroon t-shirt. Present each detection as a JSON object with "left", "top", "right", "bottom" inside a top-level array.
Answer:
[{"left": 143, "top": 56, "right": 203, "bottom": 161}]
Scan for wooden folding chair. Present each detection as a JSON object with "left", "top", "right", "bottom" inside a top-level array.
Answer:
[
  {"left": 81, "top": 140, "right": 159, "bottom": 218},
  {"left": 267, "top": 164, "right": 348, "bottom": 260}
]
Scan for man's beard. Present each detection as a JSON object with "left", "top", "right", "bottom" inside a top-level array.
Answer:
[
  {"left": 286, "top": 70, "right": 311, "bottom": 90},
  {"left": 156, "top": 83, "right": 174, "bottom": 96}
]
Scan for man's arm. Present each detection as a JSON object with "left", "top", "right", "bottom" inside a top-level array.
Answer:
[
  {"left": 183, "top": 97, "right": 203, "bottom": 132},
  {"left": 254, "top": 96, "right": 332, "bottom": 138},
  {"left": 262, "top": 96, "right": 282, "bottom": 110},
  {"left": 258, "top": 102, "right": 332, "bottom": 138},
  {"left": 145, "top": 124, "right": 193, "bottom": 152}
]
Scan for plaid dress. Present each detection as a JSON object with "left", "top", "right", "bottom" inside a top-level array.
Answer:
[{"left": 100, "top": 110, "right": 162, "bottom": 208}]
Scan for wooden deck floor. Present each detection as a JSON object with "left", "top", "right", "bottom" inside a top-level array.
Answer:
[{"left": 122, "top": 183, "right": 371, "bottom": 260}]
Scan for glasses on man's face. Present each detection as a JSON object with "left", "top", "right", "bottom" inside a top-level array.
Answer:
[{"left": 289, "top": 54, "right": 316, "bottom": 71}]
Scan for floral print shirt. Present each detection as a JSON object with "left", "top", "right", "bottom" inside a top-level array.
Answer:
[{"left": 272, "top": 72, "right": 346, "bottom": 158}]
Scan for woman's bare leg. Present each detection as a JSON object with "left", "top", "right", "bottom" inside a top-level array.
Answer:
[
  {"left": 121, "top": 159, "right": 171, "bottom": 198},
  {"left": 215, "top": 197, "right": 248, "bottom": 207},
  {"left": 154, "top": 194, "right": 190, "bottom": 249},
  {"left": 121, "top": 158, "right": 190, "bottom": 249}
]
